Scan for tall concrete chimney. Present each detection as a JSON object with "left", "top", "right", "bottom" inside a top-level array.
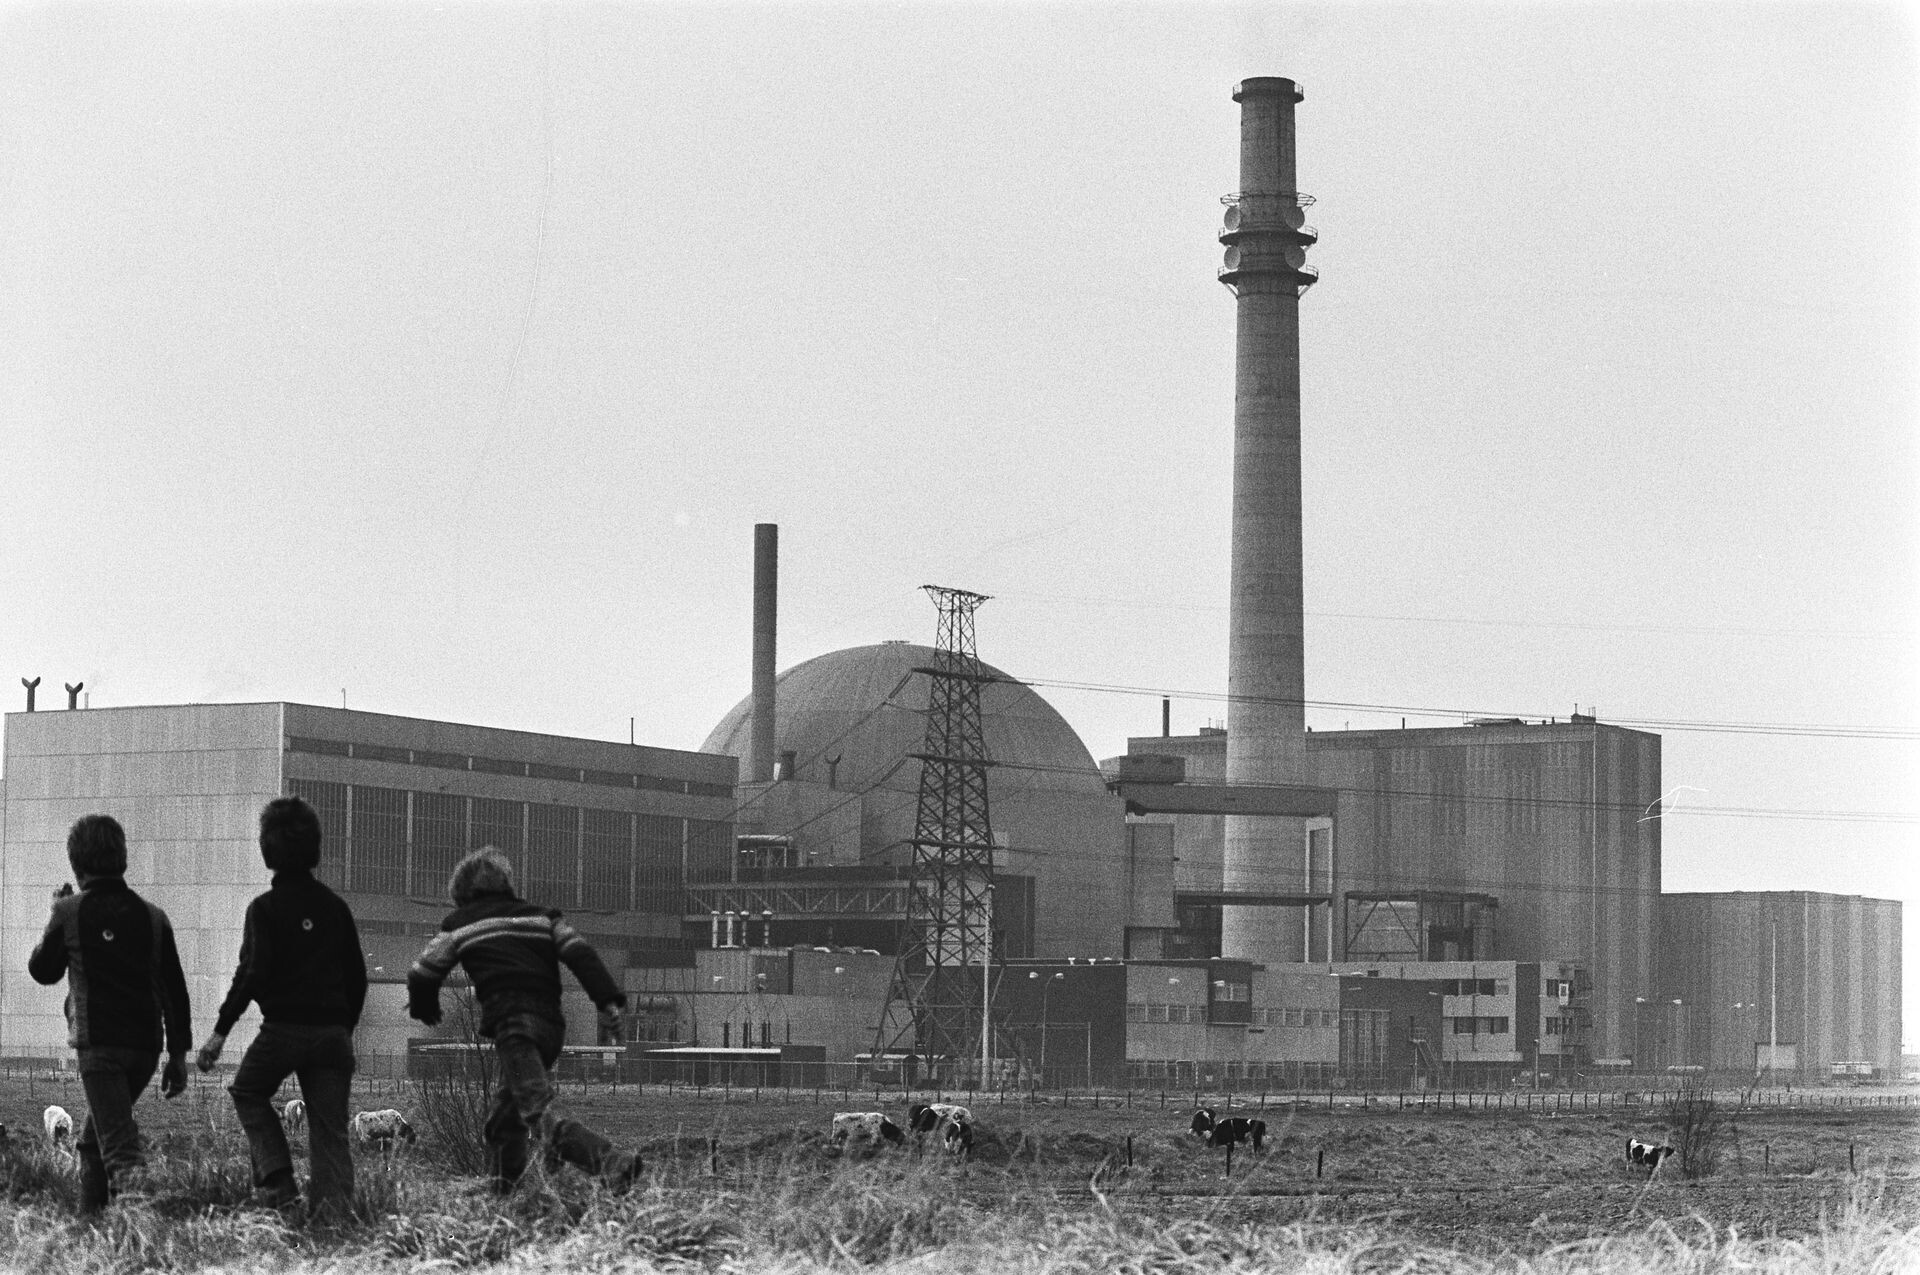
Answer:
[
  {"left": 749, "top": 523, "right": 779, "bottom": 784},
  {"left": 1217, "top": 77, "right": 1317, "bottom": 964}
]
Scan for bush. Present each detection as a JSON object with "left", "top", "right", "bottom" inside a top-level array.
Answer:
[
  {"left": 411, "top": 991, "right": 497, "bottom": 1176},
  {"left": 1662, "top": 1084, "right": 1732, "bottom": 1179}
]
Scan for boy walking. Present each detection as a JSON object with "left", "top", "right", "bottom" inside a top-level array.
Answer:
[
  {"left": 407, "top": 847, "right": 639, "bottom": 1193},
  {"left": 28, "top": 814, "right": 193, "bottom": 1212},
  {"left": 195, "top": 796, "right": 366, "bottom": 1216}
]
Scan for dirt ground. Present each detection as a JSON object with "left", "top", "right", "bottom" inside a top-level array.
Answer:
[{"left": 4, "top": 1074, "right": 1913, "bottom": 1252}]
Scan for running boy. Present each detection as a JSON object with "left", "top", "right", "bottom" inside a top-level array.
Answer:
[{"left": 407, "top": 846, "right": 639, "bottom": 1192}]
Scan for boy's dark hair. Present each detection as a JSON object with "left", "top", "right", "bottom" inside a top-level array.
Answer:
[
  {"left": 449, "top": 847, "right": 515, "bottom": 906},
  {"left": 67, "top": 814, "right": 128, "bottom": 879},
  {"left": 259, "top": 796, "right": 323, "bottom": 872}
]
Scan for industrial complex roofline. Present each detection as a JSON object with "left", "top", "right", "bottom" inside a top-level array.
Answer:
[{"left": 1105, "top": 778, "right": 1337, "bottom": 819}]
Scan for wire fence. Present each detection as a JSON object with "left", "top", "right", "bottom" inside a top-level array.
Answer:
[{"left": 1, "top": 1055, "right": 1908, "bottom": 1119}]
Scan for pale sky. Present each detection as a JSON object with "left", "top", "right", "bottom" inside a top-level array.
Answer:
[{"left": 3, "top": 4, "right": 1915, "bottom": 1042}]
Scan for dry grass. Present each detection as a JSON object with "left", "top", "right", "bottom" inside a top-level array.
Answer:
[{"left": 0, "top": 1126, "right": 1908, "bottom": 1274}]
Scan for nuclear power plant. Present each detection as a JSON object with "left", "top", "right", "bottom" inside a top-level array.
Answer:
[{"left": 0, "top": 78, "right": 1900, "bottom": 1086}]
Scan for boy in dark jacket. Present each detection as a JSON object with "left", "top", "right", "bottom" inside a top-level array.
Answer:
[
  {"left": 195, "top": 796, "right": 366, "bottom": 1215},
  {"left": 28, "top": 814, "right": 193, "bottom": 1212},
  {"left": 407, "top": 846, "right": 639, "bottom": 1193}
]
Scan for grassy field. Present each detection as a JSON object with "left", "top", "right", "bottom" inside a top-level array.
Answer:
[{"left": 0, "top": 1073, "right": 1912, "bottom": 1273}]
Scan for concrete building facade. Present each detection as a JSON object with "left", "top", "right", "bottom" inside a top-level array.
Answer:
[
  {"left": 1654, "top": 891, "right": 1901, "bottom": 1080},
  {"left": 0, "top": 703, "right": 736, "bottom": 1063}
]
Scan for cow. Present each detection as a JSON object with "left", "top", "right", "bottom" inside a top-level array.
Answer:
[
  {"left": 906, "top": 1102, "right": 972, "bottom": 1136},
  {"left": 352, "top": 1109, "right": 416, "bottom": 1153},
  {"left": 1189, "top": 1107, "right": 1218, "bottom": 1140},
  {"left": 1627, "top": 1137, "right": 1675, "bottom": 1173},
  {"left": 282, "top": 1098, "right": 306, "bottom": 1133},
  {"left": 830, "top": 1112, "right": 904, "bottom": 1149},
  {"left": 43, "top": 1105, "right": 73, "bottom": 1155},
  {"left": 939, "top": 1115, "right": 974, "bottom": 1157},
  {"left": 1207, "top": 1116, "right": 1266, "bottom": 1152}
]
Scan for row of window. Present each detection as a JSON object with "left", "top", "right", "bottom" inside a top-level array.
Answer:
[
  {"left": 1449, "top": 1016, "right": 1512, "bottom": 1035},
  {"left": 1128, "top": 1060, "right": 1340, "bottom": 1084},
  {"left": 1254, "top": 1008, "right": 1340, "bottom": 1028},
  {"left": 290, "top": 779, "right": 731, "bottom": 913},
  {"left": 1444, "top": 979, "right": 1512, "bottom": 997},
  {"left": 288, "top": 736, "right": 732, "bottom": 798},
  {"left": 1124, "top": 1004, "right": 1340, "bottom": 1028},
  {"left": 1544, "top": 1015, "right": 1580, "bottom": 1037}
]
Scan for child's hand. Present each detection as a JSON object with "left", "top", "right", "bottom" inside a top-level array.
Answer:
[
  {"left": 597, "top": 1004, "right": 624, "bottom": 1039},
  {"left": 196, "top": 1032, "right": 226, "bottom": 1073}
]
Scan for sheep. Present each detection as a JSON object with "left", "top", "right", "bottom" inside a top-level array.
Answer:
[
  {"left": 352, "top": 1109, "right": 416, "bottom": 1152},
  {"left": 43, "top": 1105, "right": 73, "bottom": 1154},
  {"left": 1627, "top": 1137, "right": 1675, "bottom": 1174},
  {"left": 829, "top": 1112, "right": 903, "bottom": 1148},
  {"left": 282, "top": 1098, "right": 306, "bottom": 1132}
]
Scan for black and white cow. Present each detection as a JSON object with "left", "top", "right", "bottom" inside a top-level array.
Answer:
[
  {"left": 1188, "top": 1107, "right": 1218, "bottom": 1140},
  {"left": 1207, "top": 1116, "right": 1266, "bottom": 1152},
  {"left": 352, "top": 1109, "right": 416, "bottom": 1151},
  {"left": 905, "top": 1103, "right": 974, "bottom": 1156},
  {"left": 1626, "top": 1137, "right": 1675, "bottom": 1173},
  {"left": 830, "top": 1112, "right": 904, "bottom": 1148},
  {"left": 939, "top": 1115, "right": 974, "bottom": 1157},
  {"left": 907, "top": 1103, "right": 971, "bottom": 1135}
]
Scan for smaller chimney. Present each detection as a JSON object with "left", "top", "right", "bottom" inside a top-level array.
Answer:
[
  {"left": 1162, "top": 697, "right": 1171, "bottom": 737},
  {"left": 21, "top": 677, "right": 39, "bottom": 712},
  {"left": 65, "top": 682, "right": 84, "bottom": 710},
  {"left": 749, "top": 524, "right": 779, "bottom": 783}
]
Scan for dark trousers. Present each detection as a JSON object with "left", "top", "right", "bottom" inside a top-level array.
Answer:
[
  {"left": 485, "top": 1013, "right": 616, "bottom": 1190},
  {"left": 228, "top": 1023, "right": 356, "bottom": 1215},
  {"left": 76, "top": 1046, "right": 157, "bottom": 1212}
]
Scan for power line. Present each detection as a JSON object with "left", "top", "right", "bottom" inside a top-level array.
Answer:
[
  {"left": 1019, "top": 676, "right": 1920, "bottom": 742},
  {"left": 990, "top": 590, "right": 1911, "bottom": 643}
]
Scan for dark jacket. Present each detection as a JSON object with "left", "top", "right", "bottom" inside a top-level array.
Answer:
[
  {"left": 406, "top": 890, "right": 624, "bottom": 1037},
  {"left": 213, "top": 868, "right": 367, "bottom": 1037},
  {"left": 28, "top": 876, "right": 191, "bottom": 1055}
]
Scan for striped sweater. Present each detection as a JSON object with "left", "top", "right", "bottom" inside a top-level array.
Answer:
[{"left": 406, "top": 892, "right": 624, "bottom": 1036}]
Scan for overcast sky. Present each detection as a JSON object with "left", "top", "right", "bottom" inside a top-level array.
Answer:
[{"left": 3, "top": 3, "right": 1914, "bottom": 1042}]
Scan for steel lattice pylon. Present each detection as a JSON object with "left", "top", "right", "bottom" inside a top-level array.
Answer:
[{"left": 871, "top": 585, "right": 1010, "bottom": 1081}]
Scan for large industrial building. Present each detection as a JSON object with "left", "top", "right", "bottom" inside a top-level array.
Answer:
[
  {"left": 1115, "top": 716, "right": 1661, "bottom": 1063},
  {"left": 0, "top": 702, "right": 736, "bottom": 1065},
  {"left": 1653, "top": 891, "right": 1902, "bottom": 1079}
]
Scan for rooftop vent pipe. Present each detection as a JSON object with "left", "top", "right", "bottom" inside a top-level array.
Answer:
[
  {"left": 21, "top": 677, "right": 39, "bottom": 712},
  {"left": 65, "top": 682, "right": 83, "bottom": 709}
]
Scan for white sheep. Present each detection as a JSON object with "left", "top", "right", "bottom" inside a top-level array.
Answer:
[{"left": 352, "top": 1108, "right": 416, "bottom": 1152}]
